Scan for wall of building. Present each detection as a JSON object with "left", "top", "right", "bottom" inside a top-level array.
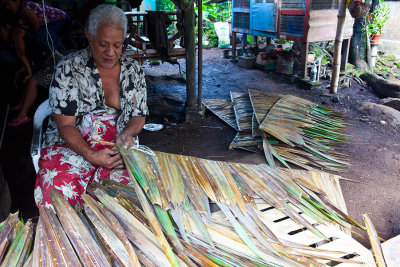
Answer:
[{"left": 380, "top": 1, "right": 400, "bottom": 58}]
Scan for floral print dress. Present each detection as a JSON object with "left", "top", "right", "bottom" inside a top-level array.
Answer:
[{"left": 34, "top": 47, "right": 148, "bottom": 207}]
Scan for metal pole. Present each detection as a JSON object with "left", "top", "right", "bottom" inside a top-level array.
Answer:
[{"left": 197, "top": 0, "right": 203, "bottom": 108}]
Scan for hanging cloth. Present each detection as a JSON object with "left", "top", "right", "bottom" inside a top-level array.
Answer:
[{"left": 143, "top": 11, "right": 172, "bottom": 61}]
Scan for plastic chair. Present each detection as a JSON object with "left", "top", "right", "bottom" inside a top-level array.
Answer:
[{"left": 30, "top": 99, "right": 51, "bottom": 173}]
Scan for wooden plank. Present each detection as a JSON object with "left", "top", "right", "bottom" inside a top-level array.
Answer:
[
  {"left": 307, "top": 9, "right": 354, "bottom": 42},
  {"left": 301, "top": 42, "right": 309, "bottom": 78},
  {"left": 256, "top": 201, "right": 375, "bottom": 266},
  {"left": 382, "top": 234, "right": 400, "bottom": 267}
]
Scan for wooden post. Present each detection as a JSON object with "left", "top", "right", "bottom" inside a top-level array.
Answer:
[
  {"left": 330, "top": 0, "right": 347, "bottom": 94},
  {"left": 341, "top": 38, "right": 350, "bottom": 71},
  {"left": 300, "top": 42, "right": 309, "bottom": 78},
  {"left": 183, "top": 0, "right": 197, "bottom": 108},
  {"left": 197, "top": 0, "right": 203, "bottom": 108},
  {"left": 232, "top": 31, "right": 237, "bottom": 60}
]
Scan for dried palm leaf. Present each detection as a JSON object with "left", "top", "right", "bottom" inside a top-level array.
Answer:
[
  {"left": 364, "top": 213, "right": 387, "bottom": 267},
  {"left": 229, "top": 132, "right": 262, "bottom": 150},
  {"left": 113, "top": 145, "right": 373, "bottom": 266},
  {"left": 203, "top": 99, "right": 239, "bottom": 131},
  {"left": 230, "top": 91, "right": 254, "bottom": 132},
  {"left": 22, "top": 252, "right": 32, "bottom": 267},
  {"left": 50, "top": 189, "right": 110, "bottom": 266},
  {"left": 39, "top": 206, "right": 81, "bottom": 266},
  {"left": 0, "top": 239, "right": 8, "bottom": 263},
  {"left": 1, "top": 220, "right": 33, "bottom": 267},
  {"left": 82, "top": 193, "right": 139, "bottom": 266},
  {"left": 92, "top": 183, "right": 177, "bottom": 267},
  {"left": 255, "top": 93, "right": 349, "bottom": 171},
  {"left": 0, "top": 212, "right": 19, "bottom": 247}
]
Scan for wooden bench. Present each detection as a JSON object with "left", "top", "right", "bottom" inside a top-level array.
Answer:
[{"left": 123, "top": 11, "right": 186, "bottom": 63}]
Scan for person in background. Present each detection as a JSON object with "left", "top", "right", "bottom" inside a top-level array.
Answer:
[
  {"left": 0, "top": 9, "right": 54, "bottom": 126},
  {"left": 34, "top": 5, "right": 148, "bottom": 207},
  {"left": 1, "top": 0, "right": 70, "bottom": 51}
]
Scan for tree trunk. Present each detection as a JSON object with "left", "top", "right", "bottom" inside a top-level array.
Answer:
[
  {"left": 361, "top": 72, "right": 400, "bottom": 98},
  {"left": 349, "top": 18, "right": 369, "bottom": 69},
  {"left": 197, "top": 0, "right": 203, "bottom": 108},
  {"left": 330, "top": 0, "right": 347, "bottom": 94},
  {"left": 183, "top": 1, "right": 197, "bottom": 108}
]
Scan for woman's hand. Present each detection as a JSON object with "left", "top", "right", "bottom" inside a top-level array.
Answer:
[
  {"left": 87, "top": 148, "right": 124, "bottom": 169},
  {"left": 23, "top": 73, "right": 32, "bottom": 84},
  {"left": 54, "top": 114, "right": 124, "bottom": 170},
  {"left": 116, "top": 132, "right": 137, "bottom": 149}
]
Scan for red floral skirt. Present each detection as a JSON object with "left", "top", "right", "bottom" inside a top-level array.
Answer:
[{"left": 34, "top": 114, "right": 132, "bottom": 207}]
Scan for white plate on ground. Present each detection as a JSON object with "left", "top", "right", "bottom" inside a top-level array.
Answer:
[{"left": 143, "top": 123, "right": 164, "bottom": 131}]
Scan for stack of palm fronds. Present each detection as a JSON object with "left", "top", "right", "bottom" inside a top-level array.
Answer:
[
  {"left": 0, "top": 212, "right": 33, "bottom": 266},
  {"left": 1, "top": 146, "right": 377, "bottom": 266},
  {"left": 203, "top": 90, "right": 350, "bottom": 172}
]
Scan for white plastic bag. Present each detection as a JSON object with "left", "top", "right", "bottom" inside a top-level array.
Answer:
[{"left": 214, "top": 22, "right": 230, "bottom": 48}]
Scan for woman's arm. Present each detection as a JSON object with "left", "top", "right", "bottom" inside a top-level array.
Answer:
[
  {"left": 22, "top": 7, "right": 40, "bottom": 32},
  {"left": 54, "top": 113, "right": 124, "bottom": 169},
  {"left": 11, "top": 28, "right": 32, "bottom": 83}
]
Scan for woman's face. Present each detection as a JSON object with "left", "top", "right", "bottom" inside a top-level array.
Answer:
[
  {"left": 2, "top": 0, "right": 20, "bottom": 14},
  {"left": 87, "top": 23, "right": 124, "bottom": 70}
]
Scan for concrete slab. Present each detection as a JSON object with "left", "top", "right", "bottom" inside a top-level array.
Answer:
[{"left": 382, "top": 234, "right": 400, "bottom": 267}]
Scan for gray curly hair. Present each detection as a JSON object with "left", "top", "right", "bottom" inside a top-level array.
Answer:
[{"left": 87, "top": 5, "right": 127, "bottom": 38}]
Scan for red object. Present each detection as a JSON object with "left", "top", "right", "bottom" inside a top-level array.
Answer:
[
  {"left": 34, "top": 114, "right": 132, "bottom": 207},
  {"left": 370, "top": 33, "right": 382, "bottom": 44}
]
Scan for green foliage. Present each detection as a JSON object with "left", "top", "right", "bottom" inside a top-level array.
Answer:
[
  {"left": 363, "top": 0, "right": 390, "bottom": 36},
  {"left": 309, "top": 43, "right": 328, "bottom": 65},
  {"left": 373, "top": 54, "right": 400, "bottom": 81},
  {"left": 156, "top": 0, "right": 175, "bottom": 11},
  {"left": 194, "top": 1, "right": 231, "bottom": 47},
  {"left": 197, "top": 2, "right": 231, "bottom": 23},
  {"left": 275, "top": 39, "right": 293, "bottom": 44},
  {"left": 150, "top": 60, "right": 160, "bottom": 65},
  {"left": 352, "top": 69, "right": 366, "bottom": 78}
]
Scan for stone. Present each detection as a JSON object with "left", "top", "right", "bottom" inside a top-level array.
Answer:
[
  {"left": 379, "top": 97, "right": 400, "bottom": 111},
  {"left": 361, "top": 72, "right": 400, "bottom": 98},
  {"left": 185, "top": 106, "right": 205, "bottom": 122},
  {"left": 147, "top": 93, "right": 185, "bottom": 120},
  {"left": 297, "top": 78, "right": 323, "bottom": 90},
  {"left": 356, "top": 102, "right": 400, "bottom": 126}
]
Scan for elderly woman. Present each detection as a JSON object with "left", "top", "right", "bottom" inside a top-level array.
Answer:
[{"left": 34, "top": 5, "right": 147, "bottom": 207}]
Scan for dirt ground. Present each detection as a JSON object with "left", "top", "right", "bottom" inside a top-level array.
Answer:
[{"left": 1, "top": 48, "right": 399, "bottom": 248}]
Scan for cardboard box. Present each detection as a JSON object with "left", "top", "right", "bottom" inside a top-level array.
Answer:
[{"left": 238, "top": 56, "right": 255, "bottom": 69}]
